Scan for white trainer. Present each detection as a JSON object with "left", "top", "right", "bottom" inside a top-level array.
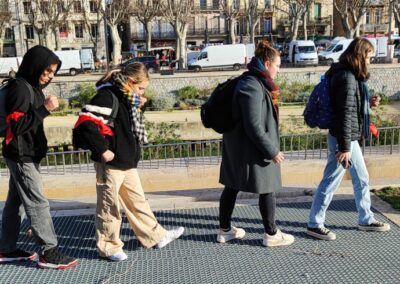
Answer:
[
  {"left": 216, "top": 226, "right": 246, "bottom": 243},
  {"left": 262, "top": 229, "right": 295, "bottom": 247},
  {"left": 156, "top": 227, "right": 185, "bottom": 249},
  {"left": 108, "top": 251, "right": 128, "bottom": 262}
]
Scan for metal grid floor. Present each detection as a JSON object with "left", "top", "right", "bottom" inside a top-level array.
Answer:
[{"left": 1, "top": 199, "right": 399, "bottom": 284}]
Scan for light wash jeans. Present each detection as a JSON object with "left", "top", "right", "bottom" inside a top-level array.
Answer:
[
  {"left": 308, "top": 134, "right": 375, "bottom": 228},
  {"left": 0, "top": 159, "right": 58, "bottom": 253}
]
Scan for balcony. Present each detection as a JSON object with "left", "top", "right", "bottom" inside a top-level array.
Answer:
[
  {"left": 194, "top": 4, "right": 220, "bottom": 12},
  {"left": 362, "top": 23, "right": 387, "bottom": 33},
  {"left": 131, "top": 31, "right": 176, "bottom": 40},
  {"left": 187, "top": 27, "right": 226, "bottom": 36},
  {"left": 309, "top": 17, "right": 331, "bottom": 26}
]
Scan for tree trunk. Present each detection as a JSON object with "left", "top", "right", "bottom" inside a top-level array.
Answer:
[
  {"left": 291, "top": 17, "right": 300, "bottom": 40},
  {"left": 53, "top": 28, "right": 61, "bottom": 50},
  {"left": 45, "top": 31, "right": 53, "bottom": 50},
  {"left": 179, "top": 35, "right": 186, "bottom": 69},
  {"left": 229, "top": 18, "right": 236, "bottom": 44},
  {"left": 145, "top": 21, "right": 152, "bottom": 52},
  {"left": 0, "top": 39, "right": 3, "bottom": 56},
  {"left": 303, "top": 12, "right": 307, "bottom": 40},
  {"left": 110, "top": 24, "right": 122, "bottom": 66}
]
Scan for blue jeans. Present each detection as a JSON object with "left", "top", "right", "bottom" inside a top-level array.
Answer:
[
  {"left": 308, "top": 134, "right": 375, "bottom": 228},
  {"left": 0, "top": 159, "right": 58, "bottom": 253}
]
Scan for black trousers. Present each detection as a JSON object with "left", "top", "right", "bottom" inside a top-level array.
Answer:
[{"left": 219, "top": 186, "right": 277, "bottom": 235}]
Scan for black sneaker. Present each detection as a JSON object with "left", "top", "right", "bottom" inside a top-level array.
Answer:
[
  {"left": 0, "top": 249, "right": 38, "bottom": 263},
  {"left": 38, "top": 247, "right": 78, "bottom": 270},
  {"left": 358, "top": 221, "right": 390, "bottom": 232},
  {"left": 306, "top": 226, "right": 336, "bottom": 241}
]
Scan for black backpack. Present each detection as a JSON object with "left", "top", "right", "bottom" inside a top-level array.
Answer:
[
  {"left": 72, "top": 90, "right": 119, "bottom": 149},
  {"left": 200, "top": 73, "right": 249, "bottom": 134},
  {"left": 0, "top": 78, "right": 35, "bottom": 137}
]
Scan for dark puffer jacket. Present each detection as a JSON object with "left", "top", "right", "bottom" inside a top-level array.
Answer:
[
  {"left": 2, "top": 46, "right": 61, "bottom": 163},
  {"left": 326, "top": 63, "right": 363, "bottom": 152}
]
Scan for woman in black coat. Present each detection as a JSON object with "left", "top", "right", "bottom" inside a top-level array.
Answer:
[{"left": 217, "top": 41, "right": 295, "bottom": 247}]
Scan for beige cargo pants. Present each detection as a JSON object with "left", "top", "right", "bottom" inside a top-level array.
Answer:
[{"left": 94, "top": 163, "right": 166, "bottom": 257}]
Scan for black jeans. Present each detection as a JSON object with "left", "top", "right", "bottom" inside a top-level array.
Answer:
[{"left": 219, "top": 186, "right": 277, "bottom": 235}]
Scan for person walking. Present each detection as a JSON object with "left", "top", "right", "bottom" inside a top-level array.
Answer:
[
  {"left": 0, "top": 45, "right": 78, "bottom": 269},
  {"left": 306, "top": 38, "right": 390, "bottom": 241},
  {"left": 217, "top": 40, "right": 295, "bottom": 247},
  {"left": 73, "top": 63, "right": 184, "bottom": 261}
]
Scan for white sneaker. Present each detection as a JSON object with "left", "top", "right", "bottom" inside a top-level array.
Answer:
[
  {"left": 216, "top": 226, "right": 246, "bottom": 243},
  {"left": 108, "top": 252, "right": 128, "bottom": 262},
  {"left": 262, "top": 229, "right": 295, "bottom": 247},
  {"left": 156, "top": 227, "right": 185, "bottom": 249}
]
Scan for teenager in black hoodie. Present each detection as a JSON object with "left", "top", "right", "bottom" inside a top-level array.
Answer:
[{"left": 0, "top": 45, "right": 77, "bottom": 269}]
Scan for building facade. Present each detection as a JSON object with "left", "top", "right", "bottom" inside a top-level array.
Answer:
[{"left": 4, "top": 0, "right": 107, "bottom": 59}]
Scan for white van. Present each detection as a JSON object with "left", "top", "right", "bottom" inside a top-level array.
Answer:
[
  {"left": 288, "top": 40, "right": 318, "bottom": 66},
  {"left": 318, "top": 38, "right": 353, "bottom": 64},
  {"left": 0, "top": 57, "right": 22, "bottom": 77},
  {"left": 367, "top": 37, "right": 388, "bottom": 59},
  {"left": 54, "top": 50, "right": 82, "bottom": 76},
  {"left": 245, "top": 43, "right": 255, "bottom": 64},
  {"left": 80, "top": 49, "right": 95, "bottom": 71},
  {"left": 188, "top": 44, "right": 246, "bottom": 71}
]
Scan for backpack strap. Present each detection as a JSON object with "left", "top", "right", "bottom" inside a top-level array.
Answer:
[{"left": 102, "top": 89, "right": 119, "bottom": 127}]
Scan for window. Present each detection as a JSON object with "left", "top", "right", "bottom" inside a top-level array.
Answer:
[
  {"left": 264, "top": 19, "right": 272, "bottom": 33},
  {"left": 89, "top": 1, "right": 98, "bottom": 13},
  {"left": 4, "top": 28, "right": 13, "bottom": 39},
  {"left": 57, "top": 1, "right": 66, "bottom": 13},
  {"left": 333, "top": 45, "right": 343, "bottom": 53},
  {"left": 74, "top": 1, "right": 82, "bottom": 13},
  {"left": 25, "top": 25, "right": 34, "bottom": 39},
  {"left": 75, "top": 23, "right": 84, "bottom": 38},
  {"left": 366, "top": 11, "right": 370, "bottom": 24},
  {"left": 200, "top": 0, "right": 206, "bottom": 9},
  {"left": 375, "top": 9, "right": 382, "bottom": 24},
  {"left": 212, "top": 0, "right": 219, "bottom": 9},
  {"left": 23, "top": 2, "right": 32, "bottom": 14},
  {"left": 314, "top": 3, "right": 321, "bottom": 19},
  {"left": 59, "top": 25, "right": 68, "bottom": 38},
  {"left": 40, "top": 1, "right": 49, "bottom": 13},
  {"left": 264, "top": 0, "right": 270, "bottom": 8},
  {"left": 91, "top": 24, "right": 98, "bottom": 37},
  {"left": 233, "top": 0, "right": 239, "bottom": 9},
  {"left": 289, "top": 3, "right": 296, "bottom": 18},
  {"left": 199, "top": 52, "right": 208, "bottom": 60}
]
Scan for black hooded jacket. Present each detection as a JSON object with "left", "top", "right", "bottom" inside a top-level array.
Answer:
[
  {"left": 325, "top": 63, "right": 363, "bottom": 152},
  {"left": 2, "top": 45, "right": 61, "bottom": 163}
]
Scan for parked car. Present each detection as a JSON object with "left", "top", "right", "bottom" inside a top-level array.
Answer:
[{"left": 120, "top": 56, "right": 159, "bottom": 73}]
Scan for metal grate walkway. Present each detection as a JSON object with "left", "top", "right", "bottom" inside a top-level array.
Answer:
[{"left": 1, "top": 200, "right": 399, "bottom": 284}]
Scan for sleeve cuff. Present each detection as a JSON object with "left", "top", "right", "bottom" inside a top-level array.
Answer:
[{"left": 36, "top": 105, "right": 51, "bottom": 120}]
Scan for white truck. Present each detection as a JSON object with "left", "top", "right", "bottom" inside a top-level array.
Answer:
[
  {"left": 0, "top": 57, "right": 22, "bottom": 77},
  {"left": 54, "top": 50, "right": 83, "bottom": 76},
  {"left": 288, "top": 40, "right": 318, "bottom": 66},
  {"left": 80, "top": 49, "right": 95, "bottom": 71},
  {"left": 188, "top": 44, "right": 246, "bottom": 71},
  {"left": 318, "top": 37, "right": 353, "bottom": 64},
  {"left": 367, "top": 37, "right": 388, "bottom": 61}
]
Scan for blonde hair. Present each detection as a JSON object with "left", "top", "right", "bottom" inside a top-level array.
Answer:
[{"left": 95, "top": 62, "right": 150, "bottom": 87}]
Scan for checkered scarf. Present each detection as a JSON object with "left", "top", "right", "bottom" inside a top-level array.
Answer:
[{"left": 113, "top": 73, "right": 148, "bottom": 145}]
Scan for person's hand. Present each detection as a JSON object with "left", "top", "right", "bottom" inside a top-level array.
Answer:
[
  {"left": 44, "top": 95, "right": 59, "bottom": 111},
  {"left": 139, "top": 96, "right": 147, "bottom": 107},
  {"left": 272, "top": 151, "right": 285, "bottom": 164},
  {"left": 101, "top": 150, "right": 115, "bottom": 163},
  {"left": 370, "top": 95, "right": 381, "bottom": 108},
  {"left": 336, "top": 151, "right": 350, "bottom": 169}
]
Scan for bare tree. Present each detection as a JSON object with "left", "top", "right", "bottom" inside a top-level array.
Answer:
[
  {"left": 82, "top": 0, "right": 103, "bottom": 60},
  {"left": 275, "top": 0, "right": 308, "bottom": 41},
  {"left": 219, "top": 0, "right": 241, "bottom": 44},
  {"left": 243, "top": 0, "right": 267, "bottom": 43},
  {"left": 30, "top": 0, "right": 74, "bottom": 50},
  {"left": 0, "top": 0, "right": 11, "bottom": 56},
  {"left": 161, "top": 0, "right": 195, "bottom": 69},
  {"left": 393, "top": 0, "right": 400, "bottom": 35},
  {"left": 132, "top": 0, "right": 160, "bottom": 52},
  {"left": 101, "top": 0, "right": 135, "bottom": 66},
  {"left": 334, "top": 0, "right": 372, "bottom": 38}
]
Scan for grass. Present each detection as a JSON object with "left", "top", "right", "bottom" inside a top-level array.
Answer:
[{"left": 375, "top": 187, "right": 400, "bottom": 210}]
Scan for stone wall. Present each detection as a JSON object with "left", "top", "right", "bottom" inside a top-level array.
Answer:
[{"left": 43, "top": 65, "right": 400, "bottom": 100}]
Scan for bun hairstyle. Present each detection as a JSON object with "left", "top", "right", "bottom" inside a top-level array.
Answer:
[
  {"left": 254, "top": 40, "right": 280, "bottom": 63},
  {"left": 96, "top": 62, "right": 149, "bottom": 87}
]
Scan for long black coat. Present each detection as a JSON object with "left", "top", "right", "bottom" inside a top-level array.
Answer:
[{"left": 219, "top": 75, "right": 282, "bottom": 194}]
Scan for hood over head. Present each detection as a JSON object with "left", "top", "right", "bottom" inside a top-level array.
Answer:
[{"left": 16, "top": 45, "right": 61, "bottom": 88}]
